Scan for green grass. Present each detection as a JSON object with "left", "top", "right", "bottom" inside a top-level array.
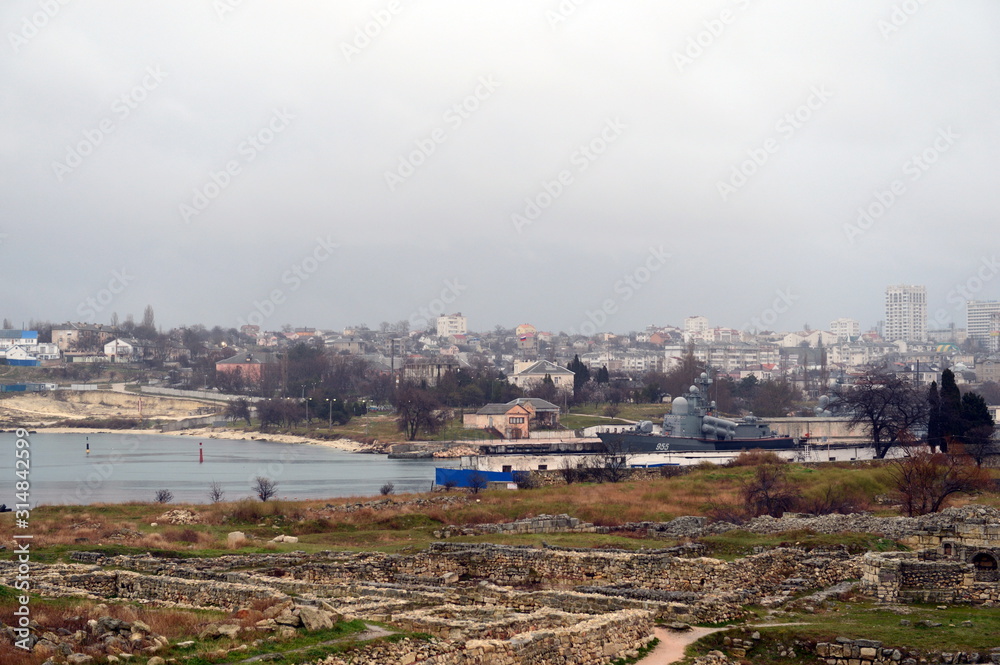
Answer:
[
  {"left": 691, "top": 603, "right": 1000, "bottom": 659},
  {"left": 568, "top": 403, "right": 667, "bottom": 421},
  {"left": 178, "top": 620, "right": 371, "bottom": 665},
  {"left": 559, "top": 414, "right": 631, "bottom": 430}
]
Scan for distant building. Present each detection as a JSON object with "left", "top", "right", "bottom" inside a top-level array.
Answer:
[
  {"left": 885, "top": 285, "right": 927, "bottom": 342},
  {"left": 829, "top": 318, "right": 860, "bottom": 340},
  {"left": 104, "top": 338, "right": 141, "bottom": 363},
  {"left": 52, "top": 323, "right": 117, "bottom": 352},
  {"left": 967, "top": 301, "right": 1000, "bottom": 350},
  {"left": 215, "top": 351, "right": 276, "bottom": 383},
  {"left": 0, "top": 330, "right": 38, "bottom": 350},
  {"left": 463, "top": 398, "right": 561, "bottom": 439},
  {"left": 436, "top": 313, "right": 467, "bottom": 337},
  {"left": 510, "top": 359, "right": 575, "bottom": 391}
]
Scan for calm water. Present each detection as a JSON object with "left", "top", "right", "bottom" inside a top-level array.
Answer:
[{"left": 0, "top": 432, "right": 456, "bottom": 506}]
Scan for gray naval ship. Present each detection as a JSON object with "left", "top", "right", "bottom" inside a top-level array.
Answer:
[{"left": 597, "top": 372, "right": 799, "bottom": 453}]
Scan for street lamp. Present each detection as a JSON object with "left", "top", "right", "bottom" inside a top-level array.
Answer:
[{"left": 325, "top": 397, "right": 336, "bottom": 428}]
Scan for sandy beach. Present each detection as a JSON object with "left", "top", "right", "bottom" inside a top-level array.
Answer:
[{"left": 20, "top": 426, "right": 369, "bottom": 452}]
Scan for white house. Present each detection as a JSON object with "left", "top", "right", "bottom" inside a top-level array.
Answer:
[{"left": 104, "top": 338, "right": 139, "bottom": 362}]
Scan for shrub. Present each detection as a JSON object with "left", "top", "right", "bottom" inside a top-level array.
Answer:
[
  {"left": 740, "top": 462, "right": 798, "bottom": 518},
  {"left": 380, "top": 482, "right": 395, "bottom": 496},
  {"left": 154, "top": 489, "right": 173, "bottom": 504},
  {"left": 728, "top": 449, "right": 786, "bottom": 467},
  {"left": 887, "top": 451, "right": 992, "bottom": 516}
]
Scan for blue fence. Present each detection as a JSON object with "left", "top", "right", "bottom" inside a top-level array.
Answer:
[{"left": 435, "top": 468, "right": 514, "bottom": 488}]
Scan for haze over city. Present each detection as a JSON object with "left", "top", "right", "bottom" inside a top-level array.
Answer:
[{"left": 3, "top": 1, "right": 999, "bottom": 333}]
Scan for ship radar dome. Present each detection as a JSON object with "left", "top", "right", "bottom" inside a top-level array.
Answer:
[
  {"left": 689, "top": 385, "right": 699, "bottom": 393},
  {"left": 672, "top": 396, "right": 689, "bottom": 415}
]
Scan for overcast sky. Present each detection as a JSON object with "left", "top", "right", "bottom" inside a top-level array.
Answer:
[{"left": 3, "top": 1, "right": 999, "bottom": 335}]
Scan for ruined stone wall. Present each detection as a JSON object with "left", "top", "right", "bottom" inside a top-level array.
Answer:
[
  {"left": 861, "top": 552, "right": 982, "bottom": 604},
  {"left": 313, "top": 609, "right": 654, "bottom": 665}
]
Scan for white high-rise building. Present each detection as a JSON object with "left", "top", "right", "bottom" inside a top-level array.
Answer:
[
  {"left": 436, "top": 313, "right": 467, "bottom": 337},
  {"left": 829, "top": 318, "right": 860, "bottom": 340},
  {"left": 967, "top": 301, "right": 1000, "bottom": 349},
  {"left": 884, "top": 285, "right": 927, "bottom": 342}
]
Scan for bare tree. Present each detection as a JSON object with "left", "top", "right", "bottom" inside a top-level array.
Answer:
[
  {"left": 888, "top": 450, "right": 991, "bottom": 516},
  {"left": 253, "top": 476, "right": 278, "bottom": 502},
  {"left": 394, "top": 384, "right": 445, "bottom": 441},
  {"left": 591, "top": 436, "right": 633, "bottom": 483},
  {"left": 154, "top": 489, "right": 173, "bottom": 504},
  {"left": 379, "top": 482, "right": 395, "bottom": 496},
  {"left": 836, "top": 367, "right": 928, "bottom": 458},
  {"left": 739, "top": 461, "right": 798, "bottom": 517},
  {"left": 209, "top": 481, "right": 225, "bottom": 503},
  {"left": 467, "top": 471, "right": 489, "bottom": 494}
]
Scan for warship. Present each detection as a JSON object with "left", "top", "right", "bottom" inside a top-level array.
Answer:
[{"left": 596, "top": 372, "right": 799, "bottom": 453}]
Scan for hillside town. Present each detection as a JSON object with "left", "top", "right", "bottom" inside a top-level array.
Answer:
[{"left": 3, "top": 286, "right": 1000, "bottom": 409}]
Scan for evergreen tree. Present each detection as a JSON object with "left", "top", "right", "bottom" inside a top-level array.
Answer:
[
  {"left": 939, "top": 369, "right": 963, "bottom": 453},
  {"left": 596, "top": 365, "right": 610, "bottom": 384},
  {"left": 566, "top": 354, "right": 590, "bottom": 396},
  {"left": 927, "top": 381, "right": 942, "bottom": 452}
]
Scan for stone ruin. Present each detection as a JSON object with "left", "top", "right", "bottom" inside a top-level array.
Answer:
[
  {"left": 862, "top": 506, "right": 1000, "bottom": 604},
  {"left": 6, "top": 505, "right": 1000, "bottom": 663}
]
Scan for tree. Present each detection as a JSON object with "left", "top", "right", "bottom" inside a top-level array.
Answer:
[
  {"left": 142, "top": 305, "right": 156, "bottom": 330},
  {"left": 394, "top": 384, "right": 445, "bottom": 440},
  {"left": 209, "top": 481, "right": 225, "bottom": 503},
  {"left": 749, "top": 380, "right": 801, "bottom": 418},
  {"left": 154, "top": 489, "right": 173, "bottom": 504},
  {"left": 959, "top": 392, "right": 996, "bottom": 466},
  {"left": 224, "top": 398, "right": 253, "bottom": 426},
  {"left": 253, "top": 476, "right": 278, "bottom": 502},
  {"left": 379, "top": 482, "right": 395, "bottom": 496},
  {"left": 837, "top": 368, "right": 928, "bottom": 458},
  {"left": 467, "top": 471, "right": 488, "bottom": 494},
  {"left": 528, "top": 374, "right": 558, "bottom": 402},
  {"left": 939, "top": 369, "right": 964, "bottom": 453},
  {"left": 888, "top": 450, "right": 991, "bottom": 516},
  {"left": 977, "top": 381, "right": 1000, "bottom": 406},
  {"left": 740, "top": 459, "right": 798, "bottom": 518},
  {"left": 590, "top": 436, "right": 632, "bottom": 483},
  {"left": 567, "top": 354, "right": 590, "bottom": 398},
  {"left": 596, "top": 365, "right": 610, "bottom": 384},
  {"left": 927, "top": 381, "right": 943, "bottom": 452}
]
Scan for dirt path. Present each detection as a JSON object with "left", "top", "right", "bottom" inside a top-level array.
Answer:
[
  {"left": 645, "top": 622, "right": 810, "bottom": 664},
  {"left": 645, "top": 626, "right": 727, "bottom": 664}
]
